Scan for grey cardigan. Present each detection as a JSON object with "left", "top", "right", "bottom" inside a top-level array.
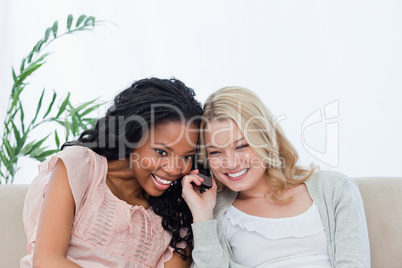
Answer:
[{"left": 190, "top": 171, "right": 370, "bottom": 267}]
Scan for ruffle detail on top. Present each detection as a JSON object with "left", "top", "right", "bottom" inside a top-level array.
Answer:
[{"left": 224, "top": 202, "right": 324, "bottom": 239}]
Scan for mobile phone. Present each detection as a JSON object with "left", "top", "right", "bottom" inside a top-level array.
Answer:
[{"left": 193, "top": 153, "right": 213, "bottom": 193}]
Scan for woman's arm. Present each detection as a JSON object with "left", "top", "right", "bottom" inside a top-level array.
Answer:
[
  {"left": 164, "top": 246, "right": 192, "bottom": 268},
  {"left": 333, "top": 179, "right": 371, "bottom": 267},
  {"left": 182, "top": 173, "right": 246, "bottom": 268},
  {"left": 33, "top": 160, "right": 81, "bottom": 268}
]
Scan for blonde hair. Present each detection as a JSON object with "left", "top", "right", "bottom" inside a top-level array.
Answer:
[{"left": 200, "top": 86, "right": 314, "bottom": 201}]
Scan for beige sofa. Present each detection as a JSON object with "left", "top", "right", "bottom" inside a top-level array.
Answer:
[{"left": 1, "top": 177, "right": 401, "bottom": 268}]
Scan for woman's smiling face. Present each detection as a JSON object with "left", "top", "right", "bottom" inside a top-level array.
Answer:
[
  {"left": 204, "top": 119, "right": 268, "bottom": 193},
  {"left": 130, "top": 121, "right": 198, "bottom": 197}
]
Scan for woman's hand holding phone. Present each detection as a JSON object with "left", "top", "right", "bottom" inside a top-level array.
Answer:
[{"left": 181, "top": 169, "right": 217, "bottom": 223}]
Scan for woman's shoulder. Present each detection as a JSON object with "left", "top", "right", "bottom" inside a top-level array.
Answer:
[
  {"left": 214, "top": 189, "right": 237, "bottom": 217},
  {"left": 40, "top": 146, "right": 100, "bottom": 170},
  {"left": 306, "top": 170, "right": 352, "bottom": 186},
  {"left": 216, "top": 189, "right": 237, "bottom": 202},
  {"left": 305, "top": 170, "right": 359, "bottom": 197},
  {"left": 36, "top": 146, "right": 106, "bottom": 193},
  {"left": 57, "top": 145, "right": 95, "bottom": 157}
]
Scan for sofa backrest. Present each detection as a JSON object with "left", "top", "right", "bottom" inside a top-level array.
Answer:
[
  {"left": 1, "top": 178, "right": 401, "bottom": 267},
  {"left": 0, "top": 184, "right": 29, "bottom": 268},
  {"left": 353, "top": 177, "right": 402, "bottom": 268}
]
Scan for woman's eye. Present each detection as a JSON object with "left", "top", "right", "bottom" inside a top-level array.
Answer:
[
  {"left": 183, "top": 154, "right": 194, "bottom": 160},
  {"left": 155, "top": 149, "right": 167, "bottom": 156},
  {"left": 237, "top": 144, "right": 249, "bottom": 150},
  {"left": 208, "top": 151, "right": 220, "bottom": 155}
]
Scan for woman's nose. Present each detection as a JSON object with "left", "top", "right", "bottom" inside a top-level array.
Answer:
[
  {"left": 225, "top": 151, "right": 239, "bottom": 170},
  {"left": 161, "top": 156, "right": 181, "bottom": 176}
]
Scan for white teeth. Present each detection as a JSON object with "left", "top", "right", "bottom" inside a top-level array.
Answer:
[
  {"left": 227, "top": 169, "right": 248, "bottom": 178},
  {"left": 154, "top": 174, "right": 171, "bottom": 185}
]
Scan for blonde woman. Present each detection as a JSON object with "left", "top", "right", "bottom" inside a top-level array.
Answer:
[{"left": 182, "top": 87, "right": 370, "bottom": 267}]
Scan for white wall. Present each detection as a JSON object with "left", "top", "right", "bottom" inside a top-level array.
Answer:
[{"left": 1, "top": 0, "right": 401, "bottom": 184}]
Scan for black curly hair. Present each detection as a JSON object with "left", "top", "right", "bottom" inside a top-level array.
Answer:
[{"left": 62, "top": 77, "right": 203, "bottom": 259}]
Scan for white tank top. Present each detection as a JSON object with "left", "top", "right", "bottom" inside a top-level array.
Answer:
[{"left": 222, "top": 202, "right": 332, "bottom": 267}]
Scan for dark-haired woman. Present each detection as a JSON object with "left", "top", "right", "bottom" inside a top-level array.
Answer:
[{"left": 21, "top": 78, "right": 203, "bottom": 268}]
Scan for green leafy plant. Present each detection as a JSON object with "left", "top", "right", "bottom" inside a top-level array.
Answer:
[{"left": 0, "top": 14, "right": 104, "bottom": 184}]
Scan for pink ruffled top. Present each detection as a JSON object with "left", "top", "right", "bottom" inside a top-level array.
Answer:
[{"left": 21, "top": 146, "right": 182, "bottom": 268}]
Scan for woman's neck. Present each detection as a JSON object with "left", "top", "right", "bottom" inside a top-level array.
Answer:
[
  {"left": 236, "top": 176, "right": 272, "bottom": 200},
  {"left": 106, "top": 159, "right": 149, "bottom": 207}
]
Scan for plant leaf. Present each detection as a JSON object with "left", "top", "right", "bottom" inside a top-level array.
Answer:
[
  {"left": 44, "top": 27, "right": 52, "bottom": 42},
  {"left": 31, "top": 88, "right": 45, "bottom": 125},
  {"left": 3, "top": 139, "right": 15, "bottom": 158},
  {"left": 0, "top": 169, "right": 5, "bottom": 182},
  {"left": 82, "top": 118, "right": 97, "bottom": 124},
  {"left": 12, "top": 53, "right": 48, "bottom": 90},
  {"left": 16, "top": 128, "right": 28, "bottom": 153},
  {"left": 19, "top": 103, "right": 25, "bottom": 133},
  {"left": 78, "top": 118, "right": 87, "bottom": 130},
  {"left": 30, "top": 147, "right": 46, "bottom": 159},
  {"left": 10, "top": 121, "right": 21, "bottom": 149},
  {"left": 27, "top": 51, "right": 34, "bottom": 64},
  {"left": 67, "top": 14, "right": 73, "bottom": 30},
  {"left": 34, "top": 149, "right": 59, "bottom": 161},
  {"left": 31, "top": 134, "right": 51, "bottom": 152},
  {"left": 12, "top": 67, "right": 17, "bottom": 82},
  {"left": 43, "top": 90, "right": 57, "bottom": 118},
  {"left": 34, "top": 53, "right": 49, "bottom": 65},
  {"left": 50, "top": 118, "right": 66, "bottom": 127},
  {"left": 20, "top": 141, "right": 35, "bottom": 155},
  {"left": 16, "top": 62, "right": 44, "bottom": 87},
  {"left": 0, "top": 151, "right": 10, "bottom": 169},
  {"left": 56, "top": 92, "right": 70, "bottom": 118},
  {"left": 3, "top": 121, "right": 10, "bottom": 133},
  {"left": 74, "top": 98, "right": 99, "bottom": 112},
  {"left": 76, "top": 15, "right": 86, "bottom": 27},
  {"left": 71, "top": 110, "right": 79, "bottom": 135},
  {"left": 34, "top": 39, "right": 45, "bottom": 53},
  {"left": 80, "top": 102, "right": 102, "bottom": 117},
  {"left": 55, "top": 131, "right": 60, "bottom": 148},
  {"left": 84, "top": 16, "right": 96, "bottom": 27},
  {"left": 52, "top": 21, "right": 58, "bottom": 38},
  {"left": 10, "top": 86, "right": 24, "bottom": 112},
  {"left": 20, "top": 58, "right": 26, "bottom": 73},
  {"left": 7, "top": 107, "right": 19, "bottom": 129},
  {"left": 64, "top": 120, "right": 72, "bottom": 140}
]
